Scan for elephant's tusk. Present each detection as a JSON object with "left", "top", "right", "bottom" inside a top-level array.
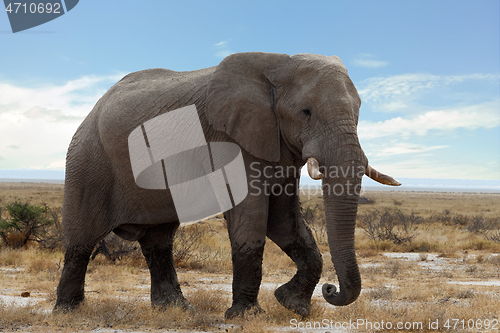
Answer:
[
  {"left": 365, "top": 165, "right": 401, "bottom": 186},
  {"left": 307, "top": 157, "right": 324, "bottom": 180}
]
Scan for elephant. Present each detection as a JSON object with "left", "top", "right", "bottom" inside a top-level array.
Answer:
[{"left": 54, "top": 52, "right": 400, "bottom": 318}]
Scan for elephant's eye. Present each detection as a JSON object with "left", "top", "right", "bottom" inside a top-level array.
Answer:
[{"left": 302, "top": 109, "right": 311, "bottom": 119}]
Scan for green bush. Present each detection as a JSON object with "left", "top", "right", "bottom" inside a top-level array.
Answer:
[{"left": 0, "top": 200, "right": 56, "bottom": 249}]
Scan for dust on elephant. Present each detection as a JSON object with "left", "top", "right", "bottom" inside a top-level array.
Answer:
[{"left": 54, "top": 52, "right": 400, "bottom": 318}]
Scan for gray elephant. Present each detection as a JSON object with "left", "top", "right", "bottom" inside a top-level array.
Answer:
[{"left": 54, "top": 52, "right": 400, "bottom": 318}]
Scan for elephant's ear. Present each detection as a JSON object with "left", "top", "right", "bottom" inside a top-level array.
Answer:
[{"left": 206, "top": 52, "right": 290, "bottom": 162}]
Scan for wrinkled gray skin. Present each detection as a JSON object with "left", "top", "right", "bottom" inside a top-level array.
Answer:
[{"left": 55, "top": 52, "right": 370, "bottom": 318}]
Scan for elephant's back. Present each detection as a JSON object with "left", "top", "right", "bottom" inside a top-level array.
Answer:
[
  {"left": 119, "top": 68, "right": 177, "bottom": 82},
  {"left": 96, "top": 67, "right": 215, "bottom": 144}
]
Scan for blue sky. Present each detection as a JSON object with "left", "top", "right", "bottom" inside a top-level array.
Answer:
[{"left": 0, "top": 0, "right": 499, "bottom": 183}]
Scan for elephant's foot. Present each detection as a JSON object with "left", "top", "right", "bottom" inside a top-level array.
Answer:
[
  {"left": 274, "top": 283, "right": 311, "bottom": 316},
  {"left": 152, "top": 294, "right": 195, "bottom": 314},
  {"left": 53, "top": 294, "right": 85, "bottom": 313},
  {"left": 225, "top": 302, "right": 264, "bottom": 319}
]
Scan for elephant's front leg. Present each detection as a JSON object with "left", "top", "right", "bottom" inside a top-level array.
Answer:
[
  {"left": 225, "top": 194, "right": 269, "bottom": 319},
  {"left": 138, "top": 223, "right": 193, "bottom": 311},
  {"left": 267, "top": 188, "right": 323, "bottom": 316}
]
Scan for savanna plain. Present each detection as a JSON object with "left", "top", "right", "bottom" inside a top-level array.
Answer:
[{"left": 0, "top": 182, "right": 499, "bottom": 332}]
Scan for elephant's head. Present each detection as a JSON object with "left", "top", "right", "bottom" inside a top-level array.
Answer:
[{"left": 206, "top": 52, "right": 400, "bottom": 306}]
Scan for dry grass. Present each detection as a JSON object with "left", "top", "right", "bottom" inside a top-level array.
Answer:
[
  {"left": 0, "top": 184, "right": 499, "bottom": 332},
  {"left": 0, "top": 183, "right": 64, "bottom": 209}
]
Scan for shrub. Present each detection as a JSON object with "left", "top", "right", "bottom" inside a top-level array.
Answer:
[
  {"left": 90, "top": 233, "right": 141, "bottom": 262},
  {"left": 482, "top": 216, "right": 500, "bottom": 243},
  {"left": 432, "top": 211, "right": 500, "bottom": 243},
  {"left": 89, "top": 222, "right": 227, "bottom": 270},
  {"left": 466, "top": 215, "right": 489, "bottom": 233},
  {"left": 385, "top": 260, "right": 401, "bottom": 278},
  {"left": 358, "top": 197, "right": 375, "bottom": 205},
  {"left": 452, "top": 214, "right": 470, "bottom": 226},
  {"left": 456, "top": 289, "right": 474, "bottom": 299},
  {"left": 485, "top": 230, "right": 500, "bottom": 243},
  {"left": 431, "top": 210, "right": 452, "bottom": 225},
  {"left": 302, "top": 204, "right": 328, "bottom": 246},
  {"left": 358, "top": 210, "right": 380, "bottom": 241},
  {"left": 358, "top": 208, "right": 420, "bottom": 245},
  {"left": 38, "top": 207, "right": 65, "bottom": 251},
  {"left": 407, "top": 241, "right": 433, "bottom": 253},
  {"left": 0, "top": 200, "right": 56, "bottom": 249},
  {"left": 302, "top": 204, "right": 318, "bottom": 224},
  {"left": 174, "top": 222, "right": 218, "bottom": 267}
]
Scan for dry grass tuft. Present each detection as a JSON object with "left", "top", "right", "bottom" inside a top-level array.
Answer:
[
  {"left": 0, "top": 248, "right": 22, "bottom": 266},
  {"left": 188, "top": 288, "right": 229, "bottom": 313},
  {"left": 27, "top": 258, "right": 59, "bottom": 273},
  {"left": 384, "top": 260, "right": 402, "bottom": 278},
  {"left": 0, "top": 302, "right": 43, "bottom": 330},
  {"left": 357, "top": 247, "right": 380, "bottom": 257},
  {"left": 367, "top": 286, "right": 393, "bottom": 300}
]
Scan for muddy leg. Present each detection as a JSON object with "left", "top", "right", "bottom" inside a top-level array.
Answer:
[
  {"left": 138, "top": 223, "right": 193, "bottom": 311},
  {"left": 267, "top": 191, "right": 323, "bottom": 316},
  {"left": 55, "top": 244, "right": 95, "bottom": 311}
]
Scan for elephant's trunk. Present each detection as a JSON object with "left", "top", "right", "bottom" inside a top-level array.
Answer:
[
  {"left": 320, "top": 145, "right": 365, "bottom": 306},
  {"left": 322, "top": 193, "right": 361, "bottom": 305}
]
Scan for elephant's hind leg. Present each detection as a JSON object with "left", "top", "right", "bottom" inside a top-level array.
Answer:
[
  {"left": 54, "top": 243, "right": 95, "bottom": 311},
  {"left": 267, "top": 194, "right": 323, "bottom": 316},
  {"left": 138, "top": 223, "right": 193, "bottom": 311}
]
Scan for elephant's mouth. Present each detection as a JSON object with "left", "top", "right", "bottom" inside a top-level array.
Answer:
[{"left": 306, "top": 157, "right": 401, "bottom": 186}]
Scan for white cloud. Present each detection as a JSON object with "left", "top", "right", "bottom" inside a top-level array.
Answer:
[
  {"left": 364, "top": 156, "right": 500, "bottom": 180},
  {"left": 353, "top": 54, "right": 389, "bottom": 68},
  {"left": 353, "top": 59, "right": 389, "bottom": 68},
  {"left": 58, "top": 54, "right": 70, "bottom": 62},
  {"left": 380, "top": 101, "right": 409, "bottom": 112},
  {"left": 0, "top": 74, "right": 123, "bottom": 118},
  {"left": 23, "top": 106, "right": 83, "bottom": 122},
  {"left": 215, "top": 50, "right": 234, "bottom": 58},
  {"left": 359, "top": 101, "right": 500, "bottom": 140},
  {"left": 370, "top": 143, "right": 448, "bottom": 157},
  {"left": 0, "top": 74, "right": 124, "bottom": 170},
  {"left": 46, "top": 159, "right": 66, "bottom": 170},
  {"left": 358, "top": 73, "right": 500, "bottom": 112},
  {"left": 214, "top": 40, "right": 233, "bottom": 58}
]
